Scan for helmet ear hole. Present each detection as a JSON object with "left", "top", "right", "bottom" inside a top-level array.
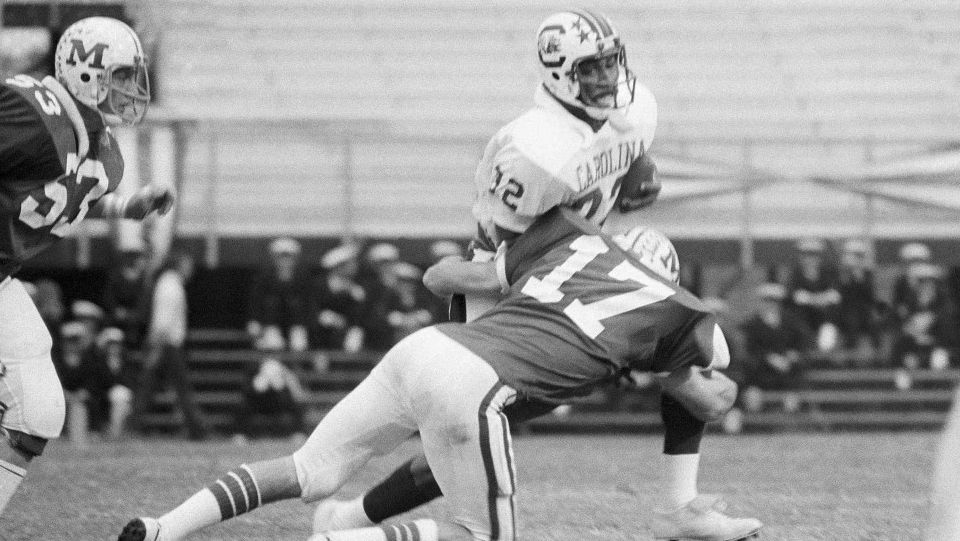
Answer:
[
  {"left": 552, "top": 73, "right": 560, "bottom": 80},
  {"left": 80, "top": 73, "right": 91, "bottom": 83}
]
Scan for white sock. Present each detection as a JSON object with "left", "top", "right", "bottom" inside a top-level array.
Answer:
[
  {"left": 661, "top": 453, "right": 700, "bottom": 511},
  {"left": 312, "top": 519, "right": 439, "bottom": 541},
  {"left": 158, "top": 489, "right": 223, "bottom": 540},
  {"left": 0, "top": 459, "right": 26, "bottom": 516}
]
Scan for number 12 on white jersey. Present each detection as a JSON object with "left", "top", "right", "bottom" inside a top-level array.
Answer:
[{"left": 521, "top": 235, "right": 675, "bottom": 339}]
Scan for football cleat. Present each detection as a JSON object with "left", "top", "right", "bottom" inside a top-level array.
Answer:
[
  {"left": 649, "top": 494, "right": 762, "bottom": 541},
  {"left": 117, "top": 517, "right": 161, "bottom": 541}
]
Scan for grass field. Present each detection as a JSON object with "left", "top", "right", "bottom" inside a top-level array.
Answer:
[{"left": 3, "top": 431, "right": 939, "bottom": 540}]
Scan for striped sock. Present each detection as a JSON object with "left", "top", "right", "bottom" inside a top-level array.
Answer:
[
  {"left": 207, "top": 464, "right": 263, "bottom": 519},
  {"left": 312, "top": 518, "right": 440, "bottom": 541},
  {"left": 0, "top": 458, "right": 27, "bottom": 516},
  {"left": 158, "top": 464, "right": 264, "bottom": 540}
]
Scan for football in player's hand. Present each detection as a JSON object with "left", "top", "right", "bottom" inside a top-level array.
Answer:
[{"left": 616, "top": 152, "right": 660, "bottom": 212}]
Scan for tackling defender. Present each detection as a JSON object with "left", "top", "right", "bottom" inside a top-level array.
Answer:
[
  {"left": 0, "top": 17, "right": 173, "bottom": 516},
  {"left": 117, "top": 209, "right": 760, "bottom": 541},
  {"left": 313, "top": 8, "right": 727, "bottom": 540}
]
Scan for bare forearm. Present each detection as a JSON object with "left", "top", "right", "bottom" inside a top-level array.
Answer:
[{"left": 423, "top": 259, "right": 501, "bottom": 296}]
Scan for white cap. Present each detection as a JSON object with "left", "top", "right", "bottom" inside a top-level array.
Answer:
[
  {"left": 392, "top": 261, "right": 423, "bottom": 282},
  {"left": 797, "top": 237, "right": 825, "bottom": 253},
  {"left": 269, "top": 237, "right": 302, "bottom": 256},
  {"left": 757, "top": 283, "right": 786, "bottom": 301},
  {"left": 842, "top": 239, "right": 868, "bottom": 255},
  {"left": 429, "top": 240, "right": 462, "bottom": 260},
  {"left": 72, "top": 300, "right": 105, "bottom": 321},
  {"left": 899, "top": 242, "right": 931, "bottom": 262},
  {"left": 367, "top": 243, "right": 399, "bottom": 263},
  {"left": 321, "top": 244, "right": 360, "bottom": 269}
]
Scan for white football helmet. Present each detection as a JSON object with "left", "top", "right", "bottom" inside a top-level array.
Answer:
[
  {"left": 54, "top": 17, "right": 150, "bottom": 126},
  {"left": 613, "top": 226, "right": 680, "bottom": 284},
  {"left": 536, "top": 9, "right": 636, "bottom": 120}
]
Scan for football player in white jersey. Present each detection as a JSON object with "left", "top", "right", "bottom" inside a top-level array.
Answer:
[{"left": 311, "top": 9, "right": 731, "bottom": 540}]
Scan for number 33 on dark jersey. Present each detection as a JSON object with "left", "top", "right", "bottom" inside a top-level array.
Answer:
[
  {"left": 439, "top": 207, "right": 718, "bottom": 406},
  {"left": 0, "top": 74, "right": 124, "bottom": 279}
]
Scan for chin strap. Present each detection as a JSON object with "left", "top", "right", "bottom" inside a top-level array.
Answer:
[{"left": 41, "top": 76, "right": 89, "bottom": 159}]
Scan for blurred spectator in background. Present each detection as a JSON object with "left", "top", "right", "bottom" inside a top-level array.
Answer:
[
  {"left": 738, "top": 283, "right": 813, "bottom": 414},
  {"left": 892, "top": 242, "right": 934, "bottom": 324},
  {"left": 90, "top": 327, "right": 136, "bottom": 440},
  {"left": 357, "top": 242, "right": 402, "bottom": 351},
  {"left": 311, "top": 243, "right": 366, "bottom": 352},
  {"left": 234, "top": 332, "right": 308, "bottom": 441},
  {"left": 56, "top": 321, "right": 98, "bottom": 447},
  {"left": 55, "top": 323, "right": 137, "bottom": 446},
  {"left": 383, "top": 261, "right": 435, "bottom": 345},
  {"left": 246, "top": 237, "right": 311, "bottom": 352},
  {"left": 787, "top": 238, "right": 841, "bottom": 353},
  {"left": 102, "top": 248, "right": 151, "bottom": 349},
  {"left": 425, "top": 239, "right": 464, "bottom": 322},
  {"left": 131, "top": 251, "right": 208, "bottom": 440},
  {"left": 31, "top": 279, "right": 66, "bottom": 336},
  {"left": 836, "top": 239, "right": 882, "bottom": 364},
  {"left": 890, "top": 263, "right": 959, "bottom": 370}
]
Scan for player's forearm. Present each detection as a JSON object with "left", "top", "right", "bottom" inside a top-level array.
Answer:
[
  {"left": 89, "top": 193, "right": 143, "bottom": 219},
  {"left": 423, "top": 259, "right": 501, "bottom": 296}
]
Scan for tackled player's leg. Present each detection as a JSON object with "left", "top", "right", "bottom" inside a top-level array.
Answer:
[{"left": 0, "top": 277, "right": 66, "bottom": 517}]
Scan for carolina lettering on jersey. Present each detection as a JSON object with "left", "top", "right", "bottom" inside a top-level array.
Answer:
[
  {"left": 0, "top": 74, "right": 123, "bottom": 278},
  {"left": 439, "top": 208, "right": 713, "bottom": 405},
  {"left": 472, "top": 83, "right": 657, "bottom": 250}
]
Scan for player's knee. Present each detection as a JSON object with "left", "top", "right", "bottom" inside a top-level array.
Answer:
[
  {"left": 291, "top": 451, "right": 346, "bottom": 501},
  {"left": 660, "top": 368, "right": 738, "bottom": 422}
]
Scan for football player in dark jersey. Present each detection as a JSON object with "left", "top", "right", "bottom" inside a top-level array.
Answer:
[
  {"left": 118, "top": 209, "right": 759, "bottom": 541},
  {"left": 0, "top": 16, "right": 173, "bottom": 517}
]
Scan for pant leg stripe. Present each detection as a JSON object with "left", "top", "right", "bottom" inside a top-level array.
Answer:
[
  {"left": 225, "top": 472, "right": 250, "bottom": 514},
  {"left": 478, "top": 381, "right": 506, "bottom": 540},
  {"left": 498, "top": 407, "right": 517, "bottom": 539},
  {"left": 400, "top": 524, "right": 412, "bottom": 541},
  {"left": 207, "top": 480, "right": 235, "bottom": 519},
  {"left": 238, "top": 464, "right": 262, "bottom": 508}
]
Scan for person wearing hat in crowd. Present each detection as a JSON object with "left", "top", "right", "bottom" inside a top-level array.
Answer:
[
  {"left": 425, "top": 240, "right": 466, "bottom": 323},
  {"left": 836, "top": 239, "right": 882, "bottom": 364},
  {"left": 89, "top": 327, "right": 137, "bottom": 440},
  {"left": 130, "top": 250, "right": 208, "bottom": 440},
  {"left": 890, "top": 262, "right": 959, "bottom": 370},
  {"left": 246, "top": 237, "right": 311, "bottom": 352},
  {"left": 311, "top": 243, "right": 367, "bottom": 352},
  {"left": 383, "top": 261, "right": 435, "bottom": 345},
  {"left": 234, "top": 329, "right": 309, "bottom": 442},
  {"left": 102, "top": 247, "right": 151, "bottom": 349},
  {"left": 54, "top": 320, "right": 98, "bottom": 447},
  {"left": 356, "top": 242, "right": 402, "bottom": 351},
  {"left": 786, "top": 237, "right": 842, "bottom": 354},
  {"left": 737, "top": 282, "right": 814, "bottom": 415},
  {"left": 892, "top": 242, "right": 934, "bottom": 324}
]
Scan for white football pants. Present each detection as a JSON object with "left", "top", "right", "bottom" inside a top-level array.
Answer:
[
  {"left": 0, "top": 278, "right": 65, "bottom": 439},
  {"left": 293, "top": 327, "right": 518, "bottom": 541}
]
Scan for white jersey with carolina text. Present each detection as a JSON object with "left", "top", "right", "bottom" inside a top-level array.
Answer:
[{"left": 472, "top": 83, "right": 657, "bottom": 249}]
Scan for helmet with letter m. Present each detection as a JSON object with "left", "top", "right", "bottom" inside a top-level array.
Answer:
[
  {"left": 613, "top": 226, "right": 680, "bottom": 285},
  {"left": 54, "top": 16, "right": 150, "bottom": 126},
  {"left": 536, "top": 9, "right": 637, "bottom": 120}
]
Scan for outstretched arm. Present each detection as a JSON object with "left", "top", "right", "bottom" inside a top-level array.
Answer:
[{"left": 90, "top": 184, "right": 175, "bottom": 220}]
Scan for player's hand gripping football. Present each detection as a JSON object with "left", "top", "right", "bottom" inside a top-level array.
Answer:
[
  {"left": 126, "top": 184, "right": 176, "bottom": 219},
  {"left": 616, "top": 151, "right": 660, "bottom": 212}
]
